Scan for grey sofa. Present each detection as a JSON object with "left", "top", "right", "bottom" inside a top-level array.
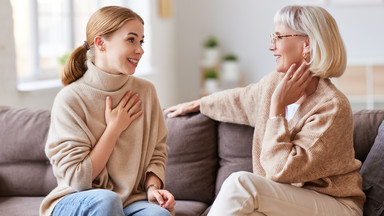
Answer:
[{"left": 1, "top": 105, "right": 384, "bottom": 216}]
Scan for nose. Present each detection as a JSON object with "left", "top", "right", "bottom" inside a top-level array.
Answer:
[
  {"left": 269, "top": 42, "right": 276, "bottom": 51},
  {"left": 136, "top": 45, "right": 144, "bottom": 55}
]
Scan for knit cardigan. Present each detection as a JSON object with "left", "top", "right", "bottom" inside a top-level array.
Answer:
[
  {"left": 40, "top": 61, "right": 168, "bottom": 216},
  {"left": 200, "top": 71, "right": 365, "bottom": 210}
]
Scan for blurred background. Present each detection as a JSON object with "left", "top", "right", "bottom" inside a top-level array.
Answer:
[{"left": 1, "top": 0, "right": 384, "bottom": 111}]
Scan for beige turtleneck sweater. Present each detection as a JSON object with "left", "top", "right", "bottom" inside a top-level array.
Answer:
[
  {"left": 200, "top": 71, "right": 365, "bottom": 210},
  {"left": 40, "top": 61, "right": 168, "bottom": 216}
]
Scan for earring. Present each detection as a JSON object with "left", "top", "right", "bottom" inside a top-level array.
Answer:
[{"left": 303, "top": 52, "right": 309, "bottom": 61}]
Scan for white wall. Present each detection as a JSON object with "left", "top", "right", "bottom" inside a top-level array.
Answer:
[
  {"left": 1, "top": 0, "right": 384, "bottom": 110},
  {"left": 327, "top": 4, "right": 384, "bottom": 62},
  {"left": 137, "top": 1, "right": 178, "bottom": 108},
  {"left": 172, "top": 0, "right": 384, "bottom": 103}
]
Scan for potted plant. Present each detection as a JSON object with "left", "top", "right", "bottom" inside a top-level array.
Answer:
[
  {"left": 221, "top": 53, "right": 240, "bottom": 89},
  {"left": 202, "top": 36, "right": 220, "bottom": 68},
  {"left": 204, "top": 36, "right": 219, "bottom": 48},
  {"left": 204, "top": 67, "right": 218, "bottom": 79},
  {"left": 223, "top": 54, "right": 237, "bottom": 62},
  {"left": 203, "top": 67, "right": 219, "bottom": 94}
]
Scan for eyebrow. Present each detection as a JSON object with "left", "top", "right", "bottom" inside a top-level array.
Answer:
[{"left": 127, "top": 32, "right": 144, "bottom": 38}]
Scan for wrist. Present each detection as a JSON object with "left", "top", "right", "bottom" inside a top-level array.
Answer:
[
  {"left": 192, "top": 99, "right": 201, "bottom": 112},
  {"left": 146, "top": 184, "right": 160, "bottom": 198},
  {"left": 269, "top": 102, "right": 285, "bottom": 119},
  {"left": 269, "top": 114, "right": 285, "bottom": 120},
  {"left": 105, "top": 124, "right": 122, "bottom": 139}
]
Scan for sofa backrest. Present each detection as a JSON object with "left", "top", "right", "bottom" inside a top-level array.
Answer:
[
  {"left": 353, "top": 109, "right": 384, "bottom": 163},
  {"left": 1, "top": 105, "right": 383, "bottom": 201},
  {"left": 0, "top": 106, "right": 56, "bottom": 196}
]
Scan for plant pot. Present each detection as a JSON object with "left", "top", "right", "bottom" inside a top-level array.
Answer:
[
  {"left": 221, "top": 61, "right": 239, "bottom": 89},
  {"left": 204, "top": 78, "right": 219, "bottom": 95},
  {"left": 203, "top": 48, "right": 220, "bottom": 68}
]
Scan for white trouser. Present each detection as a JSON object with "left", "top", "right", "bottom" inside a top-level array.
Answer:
[{"left": 208, "top": 171, "right": 362, "bottom": 216}]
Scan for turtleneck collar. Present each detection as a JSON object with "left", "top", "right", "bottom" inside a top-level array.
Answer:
[{"left": 81, "top": 60, "right": 130, "bottom": 92}]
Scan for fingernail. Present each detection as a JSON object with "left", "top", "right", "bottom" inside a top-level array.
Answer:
[{"left": 106, "top": 96, "right": 110, "bottom": 100}]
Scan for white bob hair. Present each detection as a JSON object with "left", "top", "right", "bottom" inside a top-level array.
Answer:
[{"left": 274, "top": 5, "right": 347, "bottom": 78}]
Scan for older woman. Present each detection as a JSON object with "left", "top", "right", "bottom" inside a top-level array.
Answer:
[{"left": 166, "top": 5, "right": 364, "bottom": 216}]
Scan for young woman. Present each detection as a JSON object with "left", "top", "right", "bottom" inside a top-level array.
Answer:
[
  {"left": 40, "top": 6, "right": 175, "bottom": 216},
  {"left": 166, "top": 5, "right": 364, "bottom": 216}
]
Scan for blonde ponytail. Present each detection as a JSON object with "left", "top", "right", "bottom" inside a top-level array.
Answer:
[{"left": 61, "top": 46, "right": 88, "bottom": 86}]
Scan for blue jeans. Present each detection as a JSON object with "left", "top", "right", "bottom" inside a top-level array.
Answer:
[{"left": 52, "top": 189, "right": 172, "bottom": 216}]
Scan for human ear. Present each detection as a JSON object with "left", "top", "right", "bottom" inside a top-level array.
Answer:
[
  {"left": 94, "top": 36, "right": 105, "bottom": 51},
  {"left": 303, "top": 36, "right": 311, "bottom": 55},
  {"left": 302, "top": 37, "right": 311, "bottom": 62}
]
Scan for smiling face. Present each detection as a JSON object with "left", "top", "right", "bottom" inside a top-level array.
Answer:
[
  {"left": 269, "top": 23, "right": 309, "bottom": 73},
  {"left": 94, "top": 19, "right": 144, "bottom": 75}
]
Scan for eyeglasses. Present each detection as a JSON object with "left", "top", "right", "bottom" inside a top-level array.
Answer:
[{"left": 270, "top": 33, "right": 307, "bottom": 46}]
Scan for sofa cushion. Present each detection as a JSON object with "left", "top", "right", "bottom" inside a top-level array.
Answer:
[
  {"left": 0, "top": 106, "right": 50, "bottom": 163},
  {"left": 164, "top": 112, "right": 218, "bottom": 204},
  {"left": 0, "top": 196, "right": 44, "bottom": 216},
  {"left": 353, "top": 109, "right": 384, "bottom": 162},
  {"left": 0, "top": 163, "right": 56, "bottom": 196},
  {"left": 360, "top": 120, "right": 384, "bottom": 216},
  {"left": 0, "top": 106, "right": 56, "bottom": 196},
  {"left": 174, "top": 200, "right": 209, "bottom": 216},
  {"left": 215, "top": 122, "right": 253, "bottom": 195}
]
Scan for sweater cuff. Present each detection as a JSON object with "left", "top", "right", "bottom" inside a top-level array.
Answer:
[
  {"left": 146, "top": 166, "right": 165, "bottom": 189},
  {"left": 264, "top": 116, "right": 289, "bottom": 143},
  {"left": 68, "top": 155, "right": 93, "bottom": 191}
]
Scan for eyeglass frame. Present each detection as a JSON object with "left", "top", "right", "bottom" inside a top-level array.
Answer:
[{"left": 270, "top": 33, "right": 307, "bottom": 46}]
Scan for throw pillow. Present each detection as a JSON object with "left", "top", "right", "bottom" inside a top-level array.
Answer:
[
  {"left": 215, "top": 122, "right": 253, "bottom": 196},
  {"left": 360, "top": 120, "right": 384, "bottom": 216},
  {"left": 163, "top": 111, "right": 218, "bottom": 204}
]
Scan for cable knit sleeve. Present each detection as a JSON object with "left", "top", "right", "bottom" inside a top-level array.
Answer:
[
  {"left": 45, "top": 88, "right": 94, "bottom": 191},
  {"left": 260, "top": 95, "right": 359, "bottom": 184},
  {"left": 200, "top": 72, "right": 282, "bottom": 127},
  {"left": 200, "top": 84, "right": 261, "bottom": 126}
]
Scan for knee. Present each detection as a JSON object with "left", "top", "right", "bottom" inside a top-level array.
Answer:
[
  {"left": 219, "top": 171, "right": 261, "bottom": 196},
  {"left": 225, "top": 171, "right": 254, "bottom": 185},
  {"left": 156, "top": 208, "right": 172, "bottom": 216},
  {"left": 55, "top": 189, "right": 124, "bottom": 216},
  {"left": 89, "top": 189, "right": 122, "bottom": 210},
  {"left": 145, "top": 204, "right": 172, "bottom": 216},
  {"left": 155, "top": 208, "right": 172, "bottom": 216}
]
